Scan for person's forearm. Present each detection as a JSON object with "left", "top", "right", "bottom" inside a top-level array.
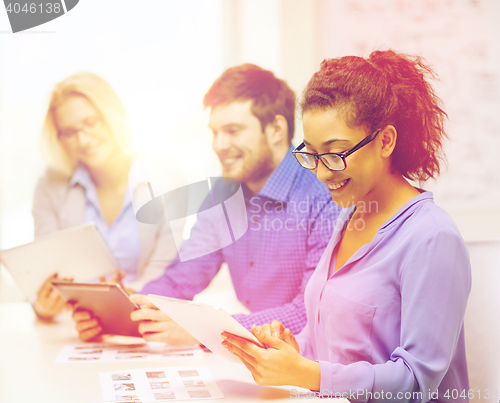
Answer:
[{"left": 295, "top": 357, "right": 321, "bottom": 391}]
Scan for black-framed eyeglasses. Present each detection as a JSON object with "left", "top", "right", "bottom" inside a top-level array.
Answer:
[{"left": 292, "top": 129, "right": 380, "bottom": 171}]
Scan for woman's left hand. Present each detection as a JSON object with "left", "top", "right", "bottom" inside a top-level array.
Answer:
[{"left": 221, "top": 325, "right": 320, "bottom": 390}]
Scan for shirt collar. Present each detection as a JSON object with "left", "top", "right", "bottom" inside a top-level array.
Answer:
[
  {"left": 256, "top": 145, "right": 301, "bottom": 202},
  {"left": 69, "top": 165, "right": 93, "bottom": 189},
  {"left": 69, "top": 163, "right": 143, "bottom": 192},
  {"left": 68, "top": 164, "right": 139, "bottom": 214},
  {"left": 378, "top": 190, "right": 433, "bottom": 232}
]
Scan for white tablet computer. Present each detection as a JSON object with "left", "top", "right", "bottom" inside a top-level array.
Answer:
[
  {"left": 0, "top": 223, "right": 117, "bottom": 298},
  {"left": 52, "top": 281, "right": 141, "bottom": 337},
  {"left": 147, "top": 294, "right": 264, "bottom": 363}
]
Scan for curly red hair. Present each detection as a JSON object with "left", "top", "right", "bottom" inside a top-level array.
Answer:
[{"left": 300, "top": 50, "right": 448, "bottom": 182}]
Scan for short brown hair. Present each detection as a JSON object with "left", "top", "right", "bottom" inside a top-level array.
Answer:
[
  {"left": 203, "top": 64, "right": 296, "bottom": 143},
  {"left": 301, "top": 50, "right": 448, "bottom": 182}
]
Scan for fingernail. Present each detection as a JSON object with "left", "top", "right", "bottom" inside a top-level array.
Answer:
[
  {"left": 220, "top": 333, "right": 227, "bottom": 340},
  {"left": 272, "top": 332, "right": 279, "bottom": 338}
]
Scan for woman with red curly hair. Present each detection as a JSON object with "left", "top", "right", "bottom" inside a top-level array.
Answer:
[{"left": 222, "top": 50, "right": 471, "bottom": 402}]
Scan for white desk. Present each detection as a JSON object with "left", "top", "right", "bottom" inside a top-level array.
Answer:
[{"left": 0, "top": 302, "right": 346, "bottom": 403}]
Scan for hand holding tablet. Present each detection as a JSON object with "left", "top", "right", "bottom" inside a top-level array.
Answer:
[
  {"left": 33, "top": 273, "right": 74, "bottom": 320},
  {"left": 129, "top": 294, "right": 200, "bottom": 346},
  {"left": 52, "top": 281, "right": 141, "bottom": 338},
  {"left": 146, "top": 294, "right": 264, "bottom": 363}
]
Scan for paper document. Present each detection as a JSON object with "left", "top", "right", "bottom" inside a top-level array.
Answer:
[
  {"left": 56, "top": 343, "right": 202, "bottom": 363},
  {"left": 99, "top": 366, "right": 224, "bottom": 401}
]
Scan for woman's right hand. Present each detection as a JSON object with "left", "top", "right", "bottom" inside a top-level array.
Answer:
[
  {"left": 221, "top": 323, "right": 318, "bottom": 389},
  {"left": 33, "top": 273, "right": 72, "bottom": 320}
]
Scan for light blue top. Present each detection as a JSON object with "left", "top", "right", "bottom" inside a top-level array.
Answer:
[
  {"left": 69, "top": 166, "right": 140, "bottom": 282},
  {"left": 296, "top": 191, "right": 471, "bottom": 402}
]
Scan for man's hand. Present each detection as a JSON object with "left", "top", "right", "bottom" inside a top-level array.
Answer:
[
  {"left": 72, "top": 308, "right": 102, "bottom": 341},
  {"left": 70, "top": 270, "right": 125, "bottom": 341},
  {"left": 100, "top": 270, "right": 127, "bottom": 290},
  {"left": 130, "top": 294, "right": 199, "bottom": 345}
]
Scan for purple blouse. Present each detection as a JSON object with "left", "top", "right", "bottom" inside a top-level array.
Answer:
[{"left": 296, "top": 191, "right": 471, "bottom": 402}]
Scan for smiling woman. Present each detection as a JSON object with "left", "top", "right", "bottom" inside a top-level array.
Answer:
[
  {"left": 222, "top": 50, "right": 471, "bottom": 402},
  {"left": 31, "top": 73, "right": 178, "bottom": 322},
  {"left": 54, "top": 96, "right": 121, "bottom": 175},
  {"left": 40, "top": 72, "right": 134, "bottom": 179}
]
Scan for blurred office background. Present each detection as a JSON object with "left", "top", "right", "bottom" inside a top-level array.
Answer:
[{"left": 0, "top": 0, "right": 499, "bottom": 278}]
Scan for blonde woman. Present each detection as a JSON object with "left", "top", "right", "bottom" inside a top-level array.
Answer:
[{"left": 32, "top": 72, "right": 179, "bottom": 320}]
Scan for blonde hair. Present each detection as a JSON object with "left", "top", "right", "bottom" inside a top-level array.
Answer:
[{"left": 40, "top": 72, "right": 134, "bottom": 177}]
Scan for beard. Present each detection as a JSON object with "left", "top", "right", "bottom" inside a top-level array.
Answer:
[{"left": 220, "top": 136, "right": 275, "bottom": 186}]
